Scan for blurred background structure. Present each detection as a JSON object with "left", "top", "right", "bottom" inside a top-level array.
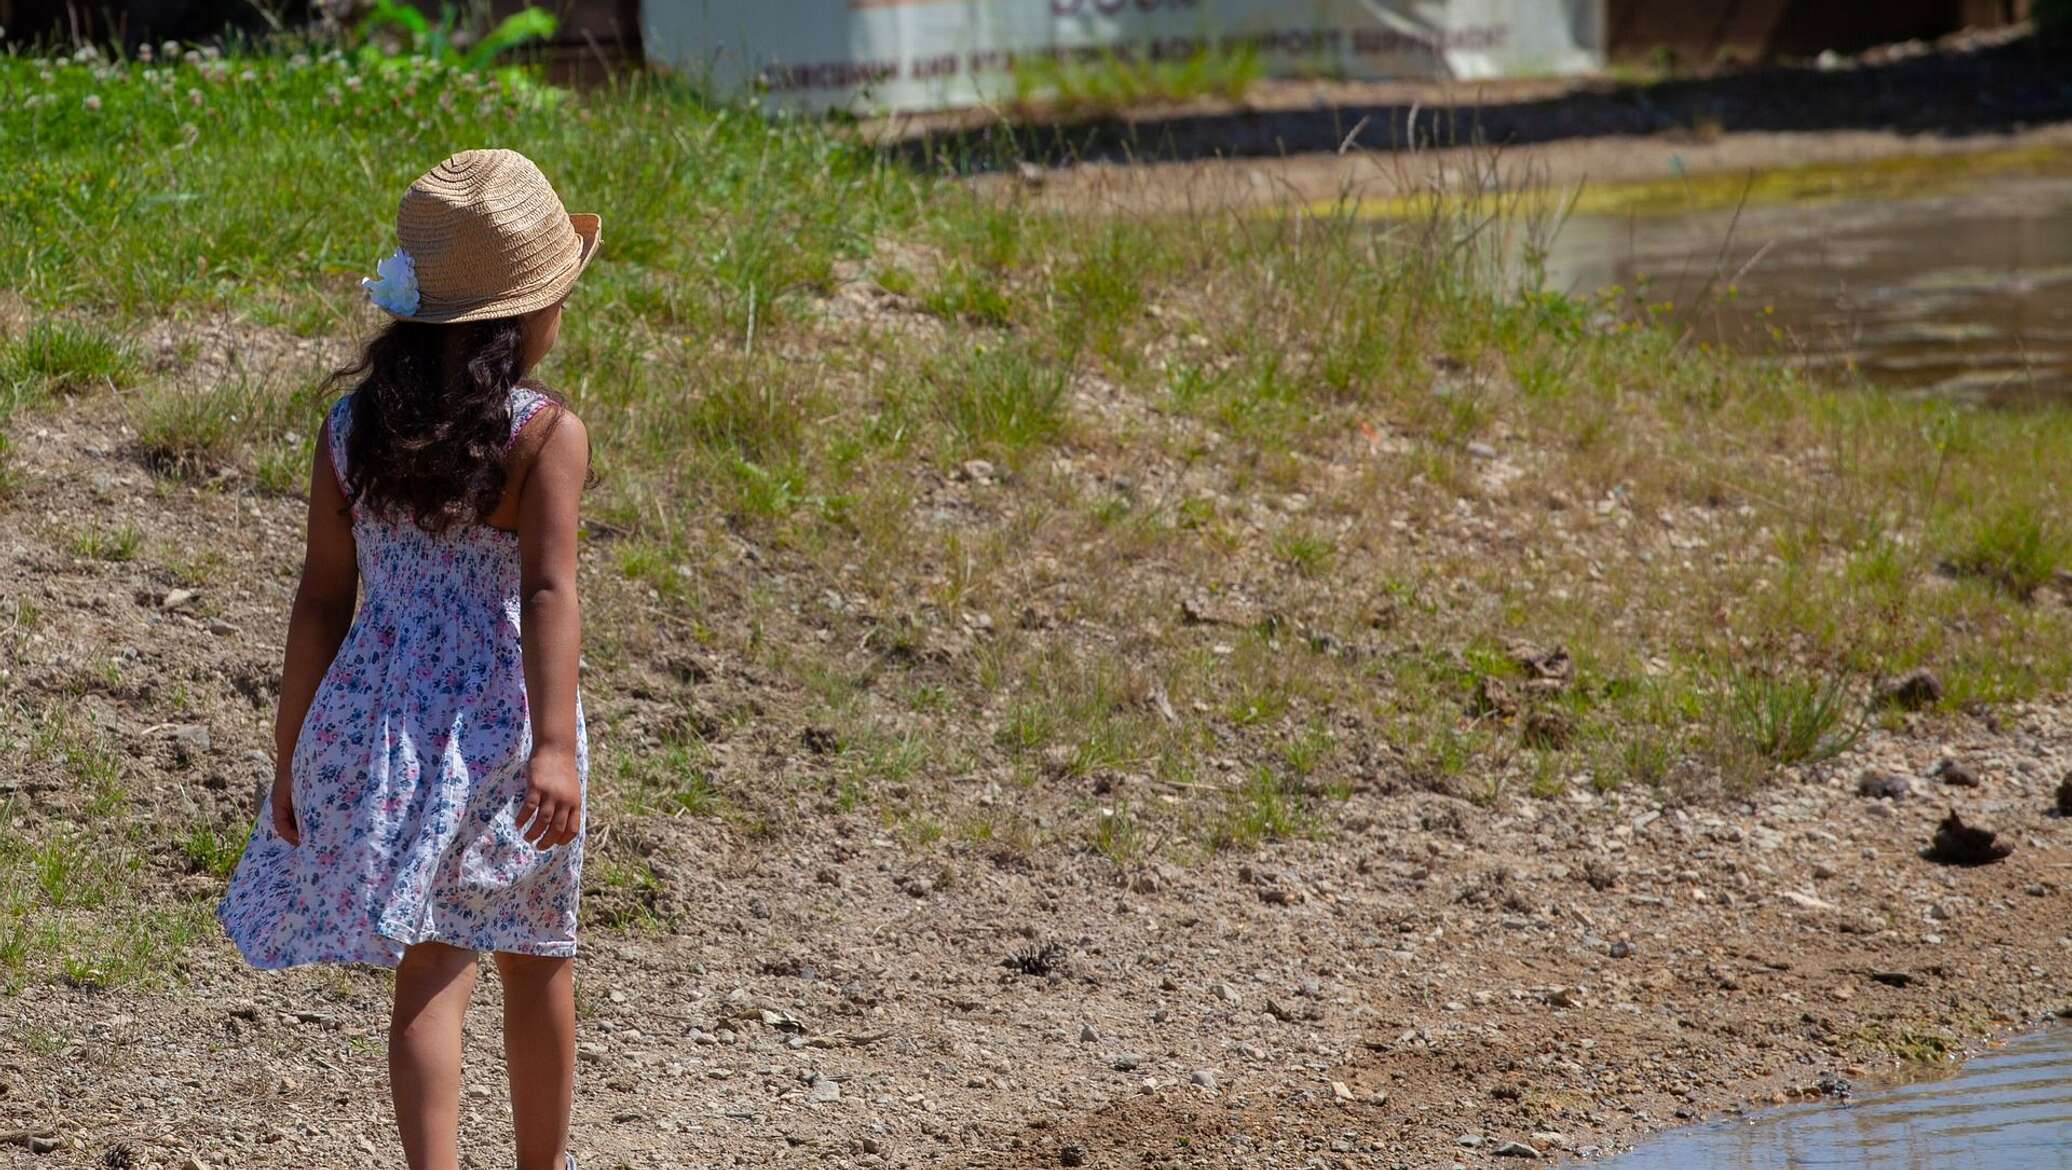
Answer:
[{"left": 0, "top": 1, "right": 2047, "bottom": 103}]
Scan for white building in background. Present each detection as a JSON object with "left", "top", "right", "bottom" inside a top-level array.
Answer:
[{"left": 643, "top": 0, "right": 1607, "bottom": 114}]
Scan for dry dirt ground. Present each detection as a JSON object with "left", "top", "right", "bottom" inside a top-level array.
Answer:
[{"left": 2, "top": 321, "right": 2071, "bottom": 1170}]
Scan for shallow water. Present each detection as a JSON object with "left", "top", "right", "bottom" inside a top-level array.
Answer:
[
  {"left": 1598, "top": 1027, "right": 2072, "bottom": 1170},
  {"left": 1544, "top": 163, "right": 2072, "bottom": 404}
]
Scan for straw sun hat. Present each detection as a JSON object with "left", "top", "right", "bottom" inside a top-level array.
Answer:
[{"left": 362, "top": 148, "right": 601, "bottom": 324}]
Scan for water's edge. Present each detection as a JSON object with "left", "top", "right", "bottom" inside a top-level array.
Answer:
[{"left": 1594, "top": 1023, "right": 2072, "bottom": 1169}]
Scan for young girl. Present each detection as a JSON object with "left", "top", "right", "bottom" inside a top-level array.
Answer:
[{"left": 216, "top": 148, "right": 599, "bottom": 1170}]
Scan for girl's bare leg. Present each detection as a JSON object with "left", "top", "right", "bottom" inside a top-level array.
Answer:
[
  {"left": 495, "top": 951, "right": 576, "bottom": 1170},
  {"left": 390, "top": 942, "right": 481, "bottom": 1170}
]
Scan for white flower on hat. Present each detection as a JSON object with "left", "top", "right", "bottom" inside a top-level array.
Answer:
[{"left": 362, "top": 247, "right": 419, "bottom": 316}]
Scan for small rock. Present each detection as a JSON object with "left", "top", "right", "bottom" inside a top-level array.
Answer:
[
  {"left": 1856, "top": 771, "right": 1910, "bottom": 800},
  {"left": 959, "top": 459, "right": 996, "bottom": 483},
  {"left": 1058, "top": 1144, "right": 1085, "bottom": 1167},
  {"left": 168, "top": 724, "right": 212, "bottom": 759},
  {"left": 809, "top": 1076, "right": 841, "bottom": 1103},
  {"left": 1213, "top": 982, "right": 1240, "bottom": 1005},
  {"left": 1457, "top": 1134, "right": 1486, "bottom": 1149},
  {"left": 1112, "top": 1052, "right": 1143, "bottom": 1072},
  {"left": 1877, "top": 669, "right": 1942, "bottom": 711},
  {"left": 1925, "top": 810, "right": 2013, "bottom": 866},
  {"left": 2056, "top": 772, "right": 2072, "bottom": 816},
  {"left": 1931, "top": 758, "right": 1980, "bottom": 788},
  {"left": 1522, "top": 709, "right": 1574, "bottom": 749},
  {"left": 1331, "top": 1080, "right": 1354, "bottom": 1102},
  {"left": 1465, "top": 441, "right": 1498, "bottom": 460},
  {"left": 1493, "top": 1140, "right": 1543, "bottom": 1158},
  {"left": 29, "top": 1136, "right": 59, "bottom": 1154},
  {"left": 1078, "top": 1023, "right": 1098, "bottom": 1043},
  {"left": 1189, "top": 1069, "right": 1219, "bottom": 1092},
  {"left": 1469, "top": 675, "right": 1517, "bottom": 718},
  {"left": 205, "top": 619, "right": 238, "bottom": 636},
  {"left": 1507, "top": 641, "right": 1574, "bottom": 689},
  {"left": 1609, "top": 940, "right": 1634, "bottom": 959},
  {"left": 161, "top": 588, "right": 199, "bottom": 611}
]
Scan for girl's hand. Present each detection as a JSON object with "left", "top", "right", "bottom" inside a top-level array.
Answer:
[
  {"left": 271, "top": 765, "right": 301, "bottom": 846},
  {"left": 517, "top": 748, "right": 582, "bottom": 850}
]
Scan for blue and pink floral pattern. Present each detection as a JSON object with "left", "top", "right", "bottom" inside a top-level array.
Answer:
[{"left": 217, "top": 387, "right": 585, "bottom": 968}]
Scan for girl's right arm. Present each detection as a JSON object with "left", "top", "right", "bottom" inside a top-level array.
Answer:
[{"left": 270, "top": 423, "right": 359, "bottom": 845}]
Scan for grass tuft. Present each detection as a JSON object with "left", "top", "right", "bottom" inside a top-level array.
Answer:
[
  {"left": 1721, "top": 671, "right": 1865, "bottom": 768},
  {"left": 1946, "top": 503, "right": 2065, "bottom": 599},
  {"left": 0, "top": 323, "right": 137, "bottom": 403}
]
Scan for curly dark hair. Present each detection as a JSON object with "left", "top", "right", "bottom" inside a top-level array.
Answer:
[{"left": 327, "top": 317, "right": 556, "bottom": 534}]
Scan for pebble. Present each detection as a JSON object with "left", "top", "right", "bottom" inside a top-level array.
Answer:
[
  {"left": 1877, "top": 668, "right": 1942, "bottom": 710},
  {"left": 1856, "top": 771, "right": 1910, "bottom": 800},
  {"left": 1493, "top": 1140, "right": 1542, "bottom": 1158},
  {"left": 1078, "top": 1023, "right": 1098, "bottom": 1043},
  {"left": 810, "top": 1076, "right": 841, "bottom": 1103},
  {"left": 1932, "top": 758, "right": 1980, "bottom": 787},
  {"left": 1213, "top": 981, "right": 1241, "bottom": 1005},
  {"left": 161, "top": 588, "right": 198, "bottom": 610},
  {"left": 1058, "top": 1144, "right": 1086, "bottom": 1167},
  {"left": 1190, "top": 1069, "right": 1219, "bottom": 1092},
  {"left": 169, "top": 724, "right": 212, "bottom": 757},
  {"left": 1112, "top": 1052, "right": 1143, "bottom": 1072}
]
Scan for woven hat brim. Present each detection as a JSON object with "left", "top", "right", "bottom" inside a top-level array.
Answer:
[{"left": 391, "top": 213, "right": 601, "bottom": 325}]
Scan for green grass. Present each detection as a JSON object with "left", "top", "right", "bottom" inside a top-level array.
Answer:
[
  {"left": 181, "top": 821, "right": 245, "bottom": 878},
  {"left": 1720, "top": 670, "right": 1866, "bottom": 769},
  {"left": 132, "top": 367, "right": 328, "bottom": 479},
  {"left": 1010, "top": 44, "right": 1264, "bottom": 117},
  {"left": 68, "top": 520, "right": 141, "bottom": 562},
  {"left": 0, "top": 322, "right": 137, "bottom": 404},
  {"left": 1946, "top": 503, "right": 2065, "bottom": 599}
]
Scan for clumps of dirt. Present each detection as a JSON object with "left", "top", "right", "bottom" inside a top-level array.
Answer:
[
  {"left": 1925, "top": 809, "right": 2014, "bottom": 866},
  {"left": 1003, "top": 941, "right": 1066, "bottom": 977}
]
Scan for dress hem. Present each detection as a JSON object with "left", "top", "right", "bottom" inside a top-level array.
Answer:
[{"left": 217, "top": 905, "right": 578, "bottom": 971}]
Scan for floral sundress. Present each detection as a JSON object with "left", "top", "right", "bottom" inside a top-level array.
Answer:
[{"left": 217, "top": 386, "right": 586, "bottom": 967}]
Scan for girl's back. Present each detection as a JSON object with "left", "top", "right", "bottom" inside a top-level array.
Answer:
[{"left": 217, "top": 385, "right": 587, "bottom": 969}]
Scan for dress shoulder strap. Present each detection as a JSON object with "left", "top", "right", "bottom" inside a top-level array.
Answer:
[{"left": 506, "top": 385, "right": 556, "bottom": 454}]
